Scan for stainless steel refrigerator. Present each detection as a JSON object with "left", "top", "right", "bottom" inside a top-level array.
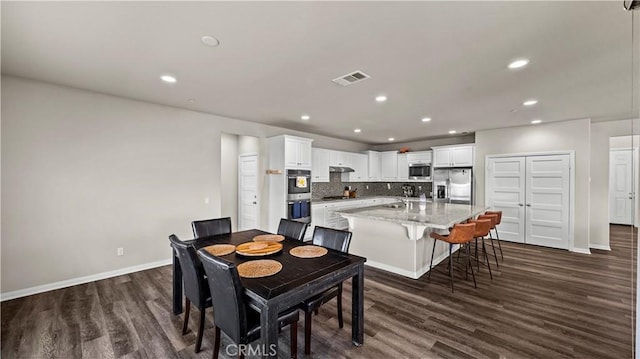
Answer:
[{"left": 433, "top": 168, "right": 473, "bottom": 204}]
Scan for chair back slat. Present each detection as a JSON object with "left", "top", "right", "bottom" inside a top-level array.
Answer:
[
  {"left": 277, "top": 218, "right": 308, "bottom": 242},
  {"left": 312, "top": 226, "right": 352, "bottom": 253},
  {"left": 192, "top": 217, "right": 232, "bottom": 238}
]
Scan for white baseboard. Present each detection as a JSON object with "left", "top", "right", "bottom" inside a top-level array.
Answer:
[
  {"left": 365, "top": 247, "right": 456, "bottom": 280},
  {"left": 1, "top": 258, "right": 173, "bottom": 302},
  {"left": 571, "top": 247, "right": 592, "bottom": 255},
  {"left": 589, "top": 244, "right": 612, "bottom": 251}
]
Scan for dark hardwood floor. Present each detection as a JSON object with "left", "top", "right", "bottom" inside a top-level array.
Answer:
[{"left": 2, "top": 225, "right": 635, "bottom": 358}]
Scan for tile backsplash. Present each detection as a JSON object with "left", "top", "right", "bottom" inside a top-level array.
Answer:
[{"left": 312, "top": 172, "right": 432, "bottom": 199}]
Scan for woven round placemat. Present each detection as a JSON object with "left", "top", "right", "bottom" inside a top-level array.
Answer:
[
  {"left": 203, "top": 244, "right": 236, "bottom": 256},
  {"left": 236, "top": 241, "right": 283, "bottom": 256},
  {"left": 289, "top": 245, "right": 328, "bottom": 258},
  {"left": 237, "top": 259, "right": 282, "bottom": 278},
  {"left": 253, "top": 234, "right": 285, "bottom": 242}
]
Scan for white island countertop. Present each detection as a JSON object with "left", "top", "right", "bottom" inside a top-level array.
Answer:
[{"left": 334, "top": 201, "right": 488, "bottom": 230}]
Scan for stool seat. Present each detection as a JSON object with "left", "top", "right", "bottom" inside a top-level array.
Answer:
[{"left": 428, "top": 223, "right": 477, "bottom": 292}]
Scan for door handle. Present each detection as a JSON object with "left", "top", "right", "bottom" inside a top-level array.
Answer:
[{"left": 252, "top": 201, "right": 257, "bottom": 204}]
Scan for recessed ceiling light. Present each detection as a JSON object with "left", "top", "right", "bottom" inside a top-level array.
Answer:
[
  {"left": 531, "top": 119, "right": 542, "bottom": 124},
  {"left": 188, "top": 98, "right": 195, "bottom": 103},
  {"left": 354, "top": 128, "right": 362, "bottom": 133},
  {"left": 449, "top": 130, "right": 457, "bottom": 134},
  {"left": 421, "top": 117, "right": 432, "bottom": 123},
  {"left": 201, "top": 35, "right": 220, "bottom": 47},
  {"left": 388, "top": 137, "right": 395, "bottom": 141},
  {"left": 160, "top": 74, "right": 177, "bottom": 83},
  {"left": 301, "top": 115, "right": 310, "bottom": 121},
  {"left": 508, "top": 59, "right": 529, "bottom": 69},
  {"left": 376, "top": 95, "right": 387, "bottom": 102},
  {"left": 523, "top": 99, "right": 538, "bottom": 106}
]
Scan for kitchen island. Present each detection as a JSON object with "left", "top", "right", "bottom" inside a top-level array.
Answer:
[{"left": 335, "top": 200, "right": 487, "bottom": 279}]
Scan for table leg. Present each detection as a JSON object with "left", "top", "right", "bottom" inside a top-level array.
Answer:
[
  {"left": 172, "top": 252, "right": 183, "bottom": 315},
  {"left": 260, "top": 304, "right": 279, "bottom": 358},
  {"left": 352, "top": 264, "right": 364, "bottom": 346}
]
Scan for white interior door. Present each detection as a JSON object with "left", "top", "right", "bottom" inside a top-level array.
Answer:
[
  {"left": 239, "top": 155, "right": 258, "bottom": 230},
  {"left": 525, "top": 155, "right": 570, "bottom": 249},
  {"left": 609, "top": 150, "right": 634, "bottom": 225},
  {"left": 486, "top": 157, "right": 526, "bottom": 243}
]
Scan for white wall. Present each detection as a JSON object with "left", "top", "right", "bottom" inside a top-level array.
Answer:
[
  {"left": 475, "top": 119, "right": 591, "bottom": 252},
  {"left": 1, "top": 76, "right": 368, "bottom": 294},
  {"left": 220, "top": 133, "right": 239, "bottom": 231}
]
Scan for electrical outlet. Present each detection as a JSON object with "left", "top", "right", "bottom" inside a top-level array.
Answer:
[
  {"left": 117, "top": 247, "right": 124, "bottom": 256},
  {"left": 204, "top": 197, "right": 210, "bottom": 204},
  {"left": 387, "top": 183, "right": 391, "bottom": 190},
  {"left": 365, "top": 185, "right": 369, "bottom": 190}
]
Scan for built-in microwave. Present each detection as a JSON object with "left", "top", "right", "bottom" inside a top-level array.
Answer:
[{"left": 408, "top": 163, "right": 432, "bottom": 180}]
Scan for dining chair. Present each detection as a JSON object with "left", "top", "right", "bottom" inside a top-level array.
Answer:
[
  {"left": 299, "top": 226, "right": 352, "bottom": 355},
  {"left": 484, "top": 210, "right": 504, "bottom": 260},
  {"left": 429, "top": 222, "right": 477, "bottom": 292},
  {"left": 196, "top": 249, "right": 299, "bottom": 359},
  {"left": 277, "top": 218, "right": 308, "bottom": 242},
  {"left": 467, "top": 218, "right": 494, "bottom": 280},
  {"left": 192, "top": 217, "right": 232, "bottom": 239},
  {"left": 169, "top": 234, "right": 212, "bottom": 353}
]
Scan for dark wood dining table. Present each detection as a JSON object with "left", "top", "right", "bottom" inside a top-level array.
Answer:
[{"left": 172, "top": 229, "right": 366, "bottom": 358}]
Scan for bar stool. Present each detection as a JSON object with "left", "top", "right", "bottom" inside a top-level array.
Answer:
[
  {"left": 485, "top": 210, "right": 504, "bottom": 260},
  {"left": 467, "top": 218, "right": 494, "bottom": 280},
  {"left": 429, "top": 223, "right": 477, "bottom": 292},
  {"left": 478, "top": 214, "right": 500, "bottom": 268}
]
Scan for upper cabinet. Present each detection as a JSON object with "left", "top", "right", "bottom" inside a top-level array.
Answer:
[
  {"left": 328, "top": 150, "right": 351, "bottom": 167},
  {"left": 347, "top": 153, "right": 369, "bottom": 182},
  {"left": 397, "top": 153, "right": 409, "bottom": 180},
  {"left": 406, "top": 151, "right": 432, "bottom": 164},
  {"left": 365, "top": 151, "right": 381, "bottom": 181},
  {"left": 312, "top": 148, "right": 330, "bottom": 182},
  {"left": 432, "top": 145, "right": 474, "bottom": 167},
  {"left": 380, "top": 151, "right": 398, "bottom": 180},
  {"left": 284, "top": 136, "right": 312, "bottom": 169},
  {"left": 269, "top": 135, "right": 313, "bottom": 171}
]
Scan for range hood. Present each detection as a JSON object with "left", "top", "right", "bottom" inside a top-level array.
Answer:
[{"left": 329, "top": 166, "right": 355, "bottom": 173}]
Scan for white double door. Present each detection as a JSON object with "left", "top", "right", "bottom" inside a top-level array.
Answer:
[{"left": 486, "top": 154, "right": 570, "bottom": 249}]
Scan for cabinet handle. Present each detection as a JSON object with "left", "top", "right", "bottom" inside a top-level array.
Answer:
[
  {"left": 518, "top": 203, "right": 524, "bottom": 206},
  {"left": 526, "top": 204, "right": 531, "bottom": 207}
]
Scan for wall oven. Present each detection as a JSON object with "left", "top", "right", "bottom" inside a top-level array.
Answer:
[
  {"left": 408, "top": 163, "right": 432, "bottom": 181},
  {"left": 286, "top": 170, "right": 311, "bottom": 224}
]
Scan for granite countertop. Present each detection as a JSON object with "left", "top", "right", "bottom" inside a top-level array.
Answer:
[
  {"left": 312, "top": 195, "right": 431, "bottom": 204},
  {"left": 334, "top": 202, "right": 488, "bottom": 229}
]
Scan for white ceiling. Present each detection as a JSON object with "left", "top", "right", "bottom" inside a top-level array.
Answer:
[{"left": 2, "top": 2, "right": 638, "bottom": 144}]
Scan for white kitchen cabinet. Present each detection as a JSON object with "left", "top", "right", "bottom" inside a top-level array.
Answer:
[
  {"left": 347, "top": 153, "right": 369, "bottom": 182},
  {"left": 311, "top": 148, "right": 330, "bottom": 182},
  {"left": 365, "top": 151, "right": 381, "bottom": 181},
  {"left": 432, "top": 145, "right": 474, "bottom": 167},
  {"left": 380, "top": 151, "right": 398, "bottom": 180},
  {"left": 284, "top": 136, "right": 312, "bottom": 169},
  {"left": 407, "top": 151, "right": 432, "bottom": 164},
  {"left": 268, "top": 135, "right": 313, "bottom": 170},
  {"left": 397, "top": 153, "right": 408, "bottom": 180},
  {"left": 307, "top": 204, "right": 326, "bottom": 241},
  {"left": 329, "top": 150, "right": 351, "bottom": 167}
]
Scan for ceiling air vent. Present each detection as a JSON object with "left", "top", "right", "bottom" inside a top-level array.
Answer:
[{"left": 331, "top": 71, "right": 370, "bottom": 86}]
